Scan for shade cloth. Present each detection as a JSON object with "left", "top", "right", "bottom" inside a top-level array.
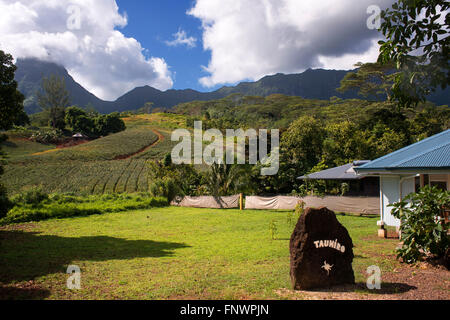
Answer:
[
  {"left": 171, "top": 195, "right": 240, "bottom": 209},
  {"left": 244, "top": 195, "right": 379, "bottom": 214}
]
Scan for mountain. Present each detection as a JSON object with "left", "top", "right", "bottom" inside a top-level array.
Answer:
[
  {"left": 15, "top": 58, "right": 113, "bottom": 114},
  {"left": 15, "top": 58, "right": 450, "bottom": 114},
  {"left": 213, "top": 69, "right": 361, "bottom": 99}
]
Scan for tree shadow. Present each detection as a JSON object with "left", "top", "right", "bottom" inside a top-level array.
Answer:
[
  {"left": 0, "top": 285, "right": 51, "bottom": 300},
  {"left": 305, "top": 282, "right": 417, "bottom": 295},
  {"left": 2, "top": 140, "right": 17, "bottom": 148},
  {"left": 0, "top": 230, "right": 190, "bottom": 285}
]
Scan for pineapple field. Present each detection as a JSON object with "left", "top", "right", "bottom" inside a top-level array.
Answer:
[{"left": 1, "top": 114, "right": 181, "bottom": 195}]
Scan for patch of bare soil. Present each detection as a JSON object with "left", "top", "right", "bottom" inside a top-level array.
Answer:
[{"left": 276, "top": 262, "right": 450, "bottom": 300}]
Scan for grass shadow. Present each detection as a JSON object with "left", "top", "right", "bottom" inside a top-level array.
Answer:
[{"left": 0, "top": 230, "right": 190, "bottom": 285}]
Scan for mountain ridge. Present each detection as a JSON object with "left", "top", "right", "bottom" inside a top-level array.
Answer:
[{"left": 15, "top": 58, "right": 450, "bottom": 114}]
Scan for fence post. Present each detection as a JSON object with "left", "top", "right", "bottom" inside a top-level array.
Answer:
[{"left": 240, "top": 193, "right": 243, "bottom": 211}]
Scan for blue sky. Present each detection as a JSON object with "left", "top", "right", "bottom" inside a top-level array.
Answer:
[
  {"left": 1, "top": 0, "right": 394, "bottom": 100},
  {"left": 116, "top": 0, "right": 216, "bottom": 92}
]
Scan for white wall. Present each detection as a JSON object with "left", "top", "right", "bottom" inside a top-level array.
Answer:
[
  {"left": 380, "top": 175, "right": 416, "bottom": 227},
  {"left": 380, "top": 176, "right": 401, "bottom": 227}
]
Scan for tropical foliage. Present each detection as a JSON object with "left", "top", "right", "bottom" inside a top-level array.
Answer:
[
  {"left": 65, "top": 106, "right": 126, "bottom": 137},
  {"left": 1, "top": 190, "right": 167, "bottom": 225},
  {"left": 390, "top": 186, "right": 450, "bottom": 264},
  {"left": 0, "top": 50, "right": 28, "bottom": 218},
  {"left": 378, "top": 0, "right": 449, "bottom": 108}
]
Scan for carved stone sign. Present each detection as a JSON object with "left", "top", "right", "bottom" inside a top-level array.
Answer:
[{"left": 290, "top": 207, "right": 355, "bottom": 290}]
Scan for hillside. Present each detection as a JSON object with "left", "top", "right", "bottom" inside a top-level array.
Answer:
[
  {"left": 16, "top": 58, "right": 450, "bottom": 115},
  {"left": 1, "top": 114, "right": 182, "bottom": 195},
  {"left": 15, "top": 59, "right": 113, "bottom": 114}
]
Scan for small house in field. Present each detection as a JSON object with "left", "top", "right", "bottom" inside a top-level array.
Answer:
[
  {"left": 354, "top": 129, "right": 450, "bottom": 228},
  {"left": 298, "top": 160, "right": 380, "bottom": 197},
  {"left": 72, "top": 133, "right": 88, "bottom": 139}
]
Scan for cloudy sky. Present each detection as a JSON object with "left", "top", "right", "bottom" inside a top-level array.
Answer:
[{"left": 0, "top": 0, "right": 394, "bottom": 101}]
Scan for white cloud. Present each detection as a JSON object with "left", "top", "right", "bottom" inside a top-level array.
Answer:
[
  {"left": 0, "top": 0, "right": 173, "bottom": 100},
  {"left": 189, "top": 0, "right": 395, "bottom": 87},
  {"left": 165, "top": 29, "right": 197, "bottom": 48}
]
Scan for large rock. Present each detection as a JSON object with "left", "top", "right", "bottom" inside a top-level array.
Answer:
[
  {"left": 290, "top": 207, "right": 355, "bottom": 290},
  {"left": 444, "top": 248, "right": 450, "bottom": 270}
]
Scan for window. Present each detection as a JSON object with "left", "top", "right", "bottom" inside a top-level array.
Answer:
[
  {"left": 415, "top": 176, "right": 420, "bottom": 192},
  {"left": 430, "top": 181, "right": 447, "bottom": 191}
]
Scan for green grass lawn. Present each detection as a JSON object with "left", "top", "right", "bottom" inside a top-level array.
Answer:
[{"left": 0, "top": 207, "right": 399, "bottom": 300}]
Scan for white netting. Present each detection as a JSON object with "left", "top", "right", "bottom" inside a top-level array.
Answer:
[
  {"left": 244, "top": 196, "right": 379, "bottom": 214},
  {"left": 171, "top": 195, "right": 240, "bottom": 209}
]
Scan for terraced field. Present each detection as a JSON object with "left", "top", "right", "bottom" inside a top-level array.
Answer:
[{"left": 1, "top": 114, "right": 181, "bottom": 195}]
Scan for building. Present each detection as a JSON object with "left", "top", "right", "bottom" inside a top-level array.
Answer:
[
  {"left": 354, "top": 129, "right": 450, "bottom": 228},
  {"left": 72, "top": 133, "right": 88, "bottom": 139},
  {"left": 298, "top": 161, "right": 380, "bottom": 197}
]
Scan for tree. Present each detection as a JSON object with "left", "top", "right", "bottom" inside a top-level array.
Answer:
[
  {"left": 0, "top": 50, "right": 28, "bottom": 131},
  {"left": 66, "top": 107, "right": 125, "bottom": 137},
  {"left": 143, "top": 102, "right": 154, "bottom": 114},
  {"left": 205, "top": 161, "right": 242, "bottom": 196},
  {"left": 259, "top": 117, "right": 326, "bottom": 194},
  {"left": 0, "top": 134, "right": 12, "bottom": 219},
  {"left": 0, "top": 50, "right": 26, "bottom": 218},
  {"left": 74, "top": 115, "right": 95, "bottom": 136},
  {"left": 94, "top": 112, "right": 126, "bottom": 136},
  {"left": 410, "top": 105, "right": 450, "bottom": 139},
  {"left": 281, "top": 116, "right": 325, "bottom": 173},
  {"left": 337, "top": 62, "right": 396, "bottom": 101},
  {"left": 65, "top": 106, "right": 87, "bottom": 129},
  {"left": 322, "top": 121, "right": 371, "bottom": 167},
  {"left": 38, "top": 75, "right": 70, "bottom": 129},
  {"left": 148, "top": 155, "right": 203, "bottom": 199},
  {"left": 378, "top": 0, "right": 449, "bottom": 108}
]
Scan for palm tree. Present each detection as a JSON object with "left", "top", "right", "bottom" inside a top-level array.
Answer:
[{"left": 206, "top": 161, "right": 241, "bottom": 196}]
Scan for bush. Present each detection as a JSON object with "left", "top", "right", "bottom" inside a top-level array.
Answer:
[
  {"left": 149, "top": 178, "right": 181, "bottom": 203},
  {"left": 12, "top": 186, "right": 49, "bottom": 207},
  {"left": 0, "top": 193, "right": 168, "bottom": 225},
  {"left": 30, "top": 128, "right": 64, "bottom": 144},
  {"left": 390, "top": 186, "right": 450, "bottom": 264}
]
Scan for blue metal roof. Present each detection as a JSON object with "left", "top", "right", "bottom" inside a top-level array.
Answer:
[
  {"left": 355, "top": 129, "right": 450, "bottom": 172},
  {"left": 298, "top": 161, "right": 371, "bottom": 180}
]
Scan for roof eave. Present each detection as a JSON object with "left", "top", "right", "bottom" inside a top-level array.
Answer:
[{"left": 355, "top": 167, "right": 450, "bottom": 175}]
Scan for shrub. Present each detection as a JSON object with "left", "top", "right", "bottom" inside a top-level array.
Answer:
[
  {"left": 12, "top": 186, "right": 49, "bottom": 207},
  {"left": 149, "top": 177, "right": 181, "bottom": 203},
  {"left": 340, "top": 182, "right": 350, "bottom": 196},
  {"left": 390, "top": 186, "right": 450, "bottom": 264},
  {"left": 30, "top": 128, "right": 64, "bottom": 144},
  {"left": 0, "top": 193, "right": 168, "bottom": 225}
]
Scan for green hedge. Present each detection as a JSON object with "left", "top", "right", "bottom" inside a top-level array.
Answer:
[{"left": 0, "top": 193, "right": 168, "bottom": 225}]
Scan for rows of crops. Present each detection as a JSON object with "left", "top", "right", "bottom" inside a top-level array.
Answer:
[
  {"left": 1, "top": 114, "right": 183, "bottom": 195},
  {"left": 2, "top": 159, "right": 154, "bottom": 195},
  {"left": 9, "top": 127, "right": 159, "bottom": 164}
]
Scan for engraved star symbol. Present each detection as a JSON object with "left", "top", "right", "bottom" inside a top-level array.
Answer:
[{"left": 321, "top": 261, "right": 334, "bottom": 276}]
